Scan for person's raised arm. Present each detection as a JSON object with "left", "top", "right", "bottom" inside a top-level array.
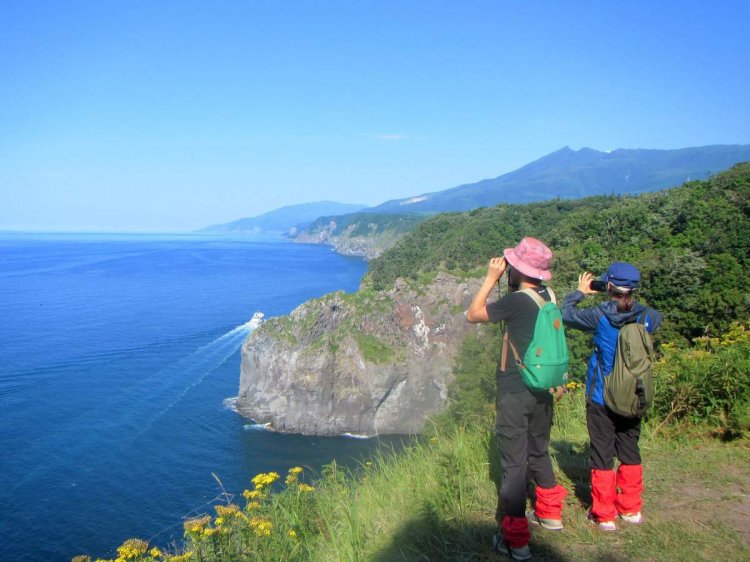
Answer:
[
  {"left": 561, "top": 272, "right": 601, "bottom": 332},
  {"left": 466, "top": 257, "right": 506, "bottom": 323}
]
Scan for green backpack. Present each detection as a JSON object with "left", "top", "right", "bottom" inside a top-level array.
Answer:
[
  {"left": 604, "top": 316, "right": 655, "bottom": 418},
  {"left": 502, "top": 288, "right": 569, "bottom": 391}
]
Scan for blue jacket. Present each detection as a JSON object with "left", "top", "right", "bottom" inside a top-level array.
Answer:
[{"left": 561, "top": 291, "right": 662, "bottom": 406}]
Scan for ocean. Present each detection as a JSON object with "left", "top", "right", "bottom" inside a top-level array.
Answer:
[{"left": 0, "top": 233, "right": 402, "bottom": 562}]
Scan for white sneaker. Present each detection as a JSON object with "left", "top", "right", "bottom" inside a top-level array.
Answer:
[
  {"left": 619, "top": 512, "right": 643, "bottom": 524},
  {"left": 526, "top": 509, "right": 564, "bottom": 531},
  {"left": 588, "top": 512, "right": 617, "bottom": 532}
]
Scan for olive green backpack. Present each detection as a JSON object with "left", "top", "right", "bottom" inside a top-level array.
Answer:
[{"left": 604, "top": 316, "right": 655, "bottom": 418}]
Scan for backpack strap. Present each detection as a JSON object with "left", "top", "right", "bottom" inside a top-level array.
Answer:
[
  {"left": 520, "top": 287, "right": 549, "bottom": 308},
  {"left": 501, "top": 330, "right": 524, "bottom": 372},
  {"left": 500, "top": 288, "right": 552, "bottom": 372}
]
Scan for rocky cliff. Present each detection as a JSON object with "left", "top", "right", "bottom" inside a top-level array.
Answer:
[
  {"left": 236, "top": 273, "right": 484, "bottom": 435},
  {"left": 291, "top": 213, "right": 428, "bottom": 259},
  {"left": 293, "top": 220, "right": 384, "bottom": 259}
]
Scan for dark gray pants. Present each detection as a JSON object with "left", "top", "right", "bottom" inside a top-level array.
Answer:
[
  {"left": 496, "top": 389, "right": 557, "bottom": 518},
  {"left": 586, "top": 402, "right": 641, "bottom": 469}
]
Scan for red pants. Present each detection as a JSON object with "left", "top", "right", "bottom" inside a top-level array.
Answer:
[{"left": 591, "top": 464, "right": 643, "bottom": 521}]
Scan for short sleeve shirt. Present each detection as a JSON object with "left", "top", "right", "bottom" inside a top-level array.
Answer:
[{"left": 486, "top": 286, "right": 551, "bottom": 394}]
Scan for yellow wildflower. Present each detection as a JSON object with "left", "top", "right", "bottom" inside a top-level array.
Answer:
[
  {"left": 202, "top": 527, "right": 217, "bottom": 538},
  {"left": 288, "top": 529, "right": 297, "bottom": 538},
  {"left": 285, "top": 474, "right": 298, "bottom": 485},
  {"left": 249, "top": 517, "right": 273, "bottom": 536},
  {"left": 242, "top": 489, "right": 261, "bottom": 500},
  {"left": 251, "top": 471, "right": 280, "bottom": 489},
  {"left": 246, "top": 501, "right": 261, "bottom": 510},
  {"left": 298, "top": 484, "right": 315, "bottom": 493},
  {"left": 117, "top": 538, "right": 148, "bottom": 560},
  {"left": 288, "top": 466, "right": 303, "bottom": 475},
  {"left": 183, "top": 515, "right": 211, "bottom": 534},
  {"left": 149, "top": 547, "right": 163, "bottom": 558},
  {"left": 72, "top": 556, "right": 92, "bottom": 562},
  {"left": 215, "top": 517, "right": 225, "bottom": 526},
  {"left": 215, "top": 504, "right": 239, "bottom": 517}
]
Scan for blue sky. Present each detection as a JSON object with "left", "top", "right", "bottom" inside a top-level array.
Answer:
[{"left": 1, "top": 1, "right": 748, "bottom": 232}]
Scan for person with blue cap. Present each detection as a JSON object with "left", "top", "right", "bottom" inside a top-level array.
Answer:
[{"left": 561, "top": 262, "right": 662, "bottom": 531}]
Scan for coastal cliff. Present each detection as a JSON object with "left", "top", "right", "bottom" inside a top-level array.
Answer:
[
  {"left": 292, "top": 220, "right": 384, "bottom": 259},
  {"left": 236, "top": 273, "right": 484, "bottom": 435},
  {"left": 291, "top": 213, "right": 428, "bottom": 259}
]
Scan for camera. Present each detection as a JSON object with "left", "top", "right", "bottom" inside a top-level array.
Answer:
[{"left": 590, "top": 279, "right": 607, "bottom": 292}]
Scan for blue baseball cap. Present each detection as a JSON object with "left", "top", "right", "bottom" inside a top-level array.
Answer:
[{"left": 603, "top": 262, "right": 640, "bottom": 291}]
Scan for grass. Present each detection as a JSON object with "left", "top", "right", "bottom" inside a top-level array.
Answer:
[
  {"left": 353, "top": 333, "right": 395, "bottom": 364},
  {"left": 79, "top": 391, "right": 750, "bottom": 562}
]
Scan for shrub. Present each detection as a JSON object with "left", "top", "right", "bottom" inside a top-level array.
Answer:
[{"left": 653, "top": 323, "right": 750, "bottom": 437}]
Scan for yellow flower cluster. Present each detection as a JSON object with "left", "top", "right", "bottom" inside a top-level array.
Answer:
[
  {"left": 81, "top": 542, "right": 191, "bottom": 562},
  {"left": 214, "top": 504, "right": 240, "bottom": 517},
  {"left": 297, "top": 484, "right": 315, "bottom": 493},
  {"left": 249, "top": 516, "right": 273, "bottom": 537},
  {"left": 285, "top": 466, "right": 306, "bottom": 485},
  {"left": 242, "top": 489, "right": 261, "bottom": 500},
  {"left": 116, "top": 539, "right": 149, "bottom": 560},
  {"left": 251, "top": 471, "right": 280, "bottom": 490},
  {"left": 203, "top": 527, "right": 217, "bottom": 538},
  {"left": 565, "top": 381, "right": 583, "bottom": 391},
  {"left": 183, "top": 515, "right": 211, "bottom": 534}
]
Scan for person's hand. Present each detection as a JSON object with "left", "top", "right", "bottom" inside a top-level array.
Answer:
[
  {"left": 486, "top": 257, "right": 507, "bottom": 284},
  {"left": 549, "top": 386, "right": 565, "bottom": 401},
  {"left": 577, "top": 272, "right": 597, "bottom": 295}
]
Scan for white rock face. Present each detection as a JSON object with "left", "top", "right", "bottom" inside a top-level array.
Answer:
[{"left": 236, "top": 273, "right": 484, "bottom": 435}]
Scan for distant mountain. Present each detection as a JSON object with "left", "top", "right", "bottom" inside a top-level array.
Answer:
[
  {"left": 199, "top": 201, "right": 368, "bottom": 234},
  {"left": 368, "top": 144, "right": 750, "bottom": 213}
]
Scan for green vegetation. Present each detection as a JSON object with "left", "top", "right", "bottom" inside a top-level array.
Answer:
[
  {"left": 368, "top": 163, "right": 750, "bottom": 342},
  {"left": 353, "top": 333, "right": 395, "bottom": 364},
  {"left": 653, "top": 323, "right": 750, "bottom": 437},
  {"left": 303, "top": 212, "right": 429, "bottom": 239}
]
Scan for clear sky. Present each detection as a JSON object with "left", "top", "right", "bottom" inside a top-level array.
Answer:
[{"left": 1, "top": 1, "right": 749, "bottom": 232}]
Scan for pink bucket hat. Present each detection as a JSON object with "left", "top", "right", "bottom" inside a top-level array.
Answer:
[{"left": 503, "top": 237, "right": 553, "bottom": 281}]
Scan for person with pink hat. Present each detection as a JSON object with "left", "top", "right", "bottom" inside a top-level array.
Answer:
[{"left": 467, "top": 237, "right": 568, "bottom": 561}]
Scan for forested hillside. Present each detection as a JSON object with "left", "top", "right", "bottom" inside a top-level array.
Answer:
[{"left": 367, "top": 163, "right": 750, "bottom": 343}]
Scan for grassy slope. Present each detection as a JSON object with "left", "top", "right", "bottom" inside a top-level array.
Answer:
[{"left": 305, "top": 394, "right": 750, "bottom": 562}]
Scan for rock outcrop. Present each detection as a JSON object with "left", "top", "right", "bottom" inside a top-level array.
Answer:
[{"left": 236, "top": 273, "right": 484, "bottom": 435}]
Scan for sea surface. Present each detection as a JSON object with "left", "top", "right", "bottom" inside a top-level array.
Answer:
[{"left": 0, "top": 233, "right": 402, "bottom": 562}]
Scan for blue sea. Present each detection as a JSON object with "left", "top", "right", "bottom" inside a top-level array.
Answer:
[{"left": 0, "top": 233, "right": 402, "bottom": 562}]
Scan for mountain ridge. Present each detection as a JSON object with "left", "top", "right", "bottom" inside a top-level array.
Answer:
[
  {"left": 367, "top": 143, "right": 750, "bottom": 213},
  {"left": 199, "top": 201, "right": 368, "bottom": 234}
]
